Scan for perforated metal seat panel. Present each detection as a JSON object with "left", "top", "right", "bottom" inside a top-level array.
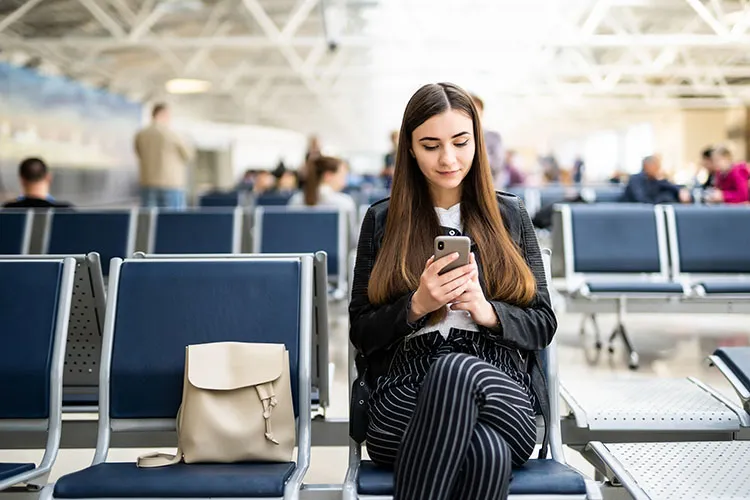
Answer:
[
  {"left": 603, "top": 442, "right": 750, "bottom": 500},
  {"left": 563, "top": 378, "right": 740, "bottom": 431},
  {"left": 65, "top": 263, "right": 101, "bottom": 387}
]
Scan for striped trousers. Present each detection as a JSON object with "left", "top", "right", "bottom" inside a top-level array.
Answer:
[{"left": 367, "top": 331, "right": 537, "bottom": 500}]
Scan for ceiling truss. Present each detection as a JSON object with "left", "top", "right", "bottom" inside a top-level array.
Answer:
[{"left": 2, "top": 0, "right": 750, "bottom": 141}]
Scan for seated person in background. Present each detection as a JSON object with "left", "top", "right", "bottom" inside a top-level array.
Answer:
[
  {"left": 704, "top": 146, "right": 750, "bottom": 204},
  {"left": 288, "top": 156, "right": 357, "bottom": 245},
  {"left": 697, "top": 146, "right": 715, "bottom": 189},
  {"left": 621, "top": 155, "right": 691, "bottom": 204},
  {"left": 276, "top": 170, "right": 298, "bottom": 193},
  {"left": 3, "top": 157, "right": 73, "bottom": 209},
  {"left": 252, "top": 170, "right": 276, "bottom": 195},
  {"left": 350, "top": 83, "right": 556, "bottom": 500}
]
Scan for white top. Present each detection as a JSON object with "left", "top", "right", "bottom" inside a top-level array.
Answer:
[
  {"left": 288, "top": 184, "right": 356, "bottom": 212},
  {"left": 409, "top": 203, "right": 478, "bottom": 340}
]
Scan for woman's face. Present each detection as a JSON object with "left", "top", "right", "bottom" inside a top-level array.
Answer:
[{"left": 411, "top": 109, "right": 475, "bottom": 197}]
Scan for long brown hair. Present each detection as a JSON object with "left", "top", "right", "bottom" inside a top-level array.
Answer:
[
  {"left": 368, "top": 83, "right": 536, "bottom": 315},
  {"left": 304, "top": 156, "right": 342, "bottom": 206}
]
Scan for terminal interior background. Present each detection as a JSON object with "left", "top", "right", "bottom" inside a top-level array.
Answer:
[{"left": 1, "top": 0, "right": 750, "bottom": 499}]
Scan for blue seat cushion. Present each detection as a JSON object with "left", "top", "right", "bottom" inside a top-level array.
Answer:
[
  {"left": 698, "top": 281, "right": 750, "bottom": 295},
  {"left": 53, "top": 462, "right": 296, "bottom": 498},
  {"left": 584, "top": 281, "right": 684, "bottom": 294},
  {"left": 357, "top": 459, "right": 587, "bottom": 496},
  {"left": 714, "top": 347, "right": 750, "bottom": 394},
  {"left": 0, "top": 463, "right": 35, "bottom": 482}
]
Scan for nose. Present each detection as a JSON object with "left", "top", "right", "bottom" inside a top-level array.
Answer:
[{"left": 439, "top": 146, "right": 457, "bottom": 167}]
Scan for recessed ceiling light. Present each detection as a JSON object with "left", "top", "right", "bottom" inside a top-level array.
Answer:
[{"left": 165, "top": 78, "right": 212, "bottom": 94}]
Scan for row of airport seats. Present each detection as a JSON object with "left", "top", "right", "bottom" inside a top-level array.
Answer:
[
  {"left": 0, "top": 251, "right": 606, "bottom": 499},
  {"left": 199, "top": 188, "right": 390, "bottom": 209},
  {"left": 0, "top": 251, "right": 330, "bottom": 417},
  {"left": 2, "top": 254, "right": 749, "bottom": 497},
  {"left": 550, "top": 203, "right": 750, "bottom": 369},
  {"left": 551, "top": 203, "right": 750, "bottom": 498},
  {"left": 0, "top": 207, "right": 349, "bottom": 289},
  {"left": 509, "top": 184, "right": 625, "bottom": 216}
]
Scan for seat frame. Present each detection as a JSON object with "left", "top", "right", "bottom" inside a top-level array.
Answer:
[
  {"left": 0, "top": 257, "right": 76, "bottom": 491},
  {"left": 342, "top": 249, "right": 602, "bottom": 500},
  {"left": 708, "top": 353, "right": 750, "bottom": 417},
  {"left": 131, "top": 251, "right": 330, "bottom": 413},
  {"left": 664, "top": 205, "right": 750, "bottom": 300},
  {"left": 44, "top": 256, "right": 313, "bottom": 500},
  {"left": 252, "top": 207, "right": 348, "bottom": 297},
  {"left": 147, "top": 207, "right": 243, "bottom": 254},
  {"left": 560, "top": 204, "right": 687, "bottom": 370},
  {"left": 0, "top": 253, "right": 106, "bottom": 412}
]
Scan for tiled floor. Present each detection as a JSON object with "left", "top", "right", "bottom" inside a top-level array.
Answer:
[{"left": 2, "top": 308, "right": 747, "bottom": 489}]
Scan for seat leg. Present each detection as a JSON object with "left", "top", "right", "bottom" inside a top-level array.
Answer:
[
  {"left": 579, "top": 313, "right": 602, "bottom": 365},
  {"left": 608, "top": 297, "right": 639, "bottom": 370}
]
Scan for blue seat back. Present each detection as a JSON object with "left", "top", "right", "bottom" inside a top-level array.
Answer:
[
  {"left": 153, "top": 210, "right": 238, "bottom": 254},
  {"left": 670, "top": 206, "right": 750, "bottom": 274},
  {"left": 568, "top": 204, "right": 664, "bottom": 274},
  {"left": 47, "top": 211, "right": 132, "bottom": 275},
  {"left": 256, "top": 208, "right": 340, "bottom": 277},
  {"left": 540, "top": 186, "right": 576, "bottom": 208},
  {"left": 0, "top": 211, "right": 29, "bottom": 254},
  {"left": 0, "top": 261, "right": 63, "bottom": 418},
  {"left": 199, "top": 191, "right": 240, "bottom": 207},
  {"left": 256, "top": 192, "right": 295, "bottom": 206},
  {"left": 592, "top": 186, "right": 625, "bottom": 203},
  {"left": 109, "top": 259, "right": 302, "bottom": 419}
]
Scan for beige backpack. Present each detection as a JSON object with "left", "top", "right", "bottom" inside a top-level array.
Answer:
[{"left": 137, "top": 342, "right": 295, "bottom": 466}]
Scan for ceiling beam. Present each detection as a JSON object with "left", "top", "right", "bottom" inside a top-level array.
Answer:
[
  {"left": 77, "top": 0, "right": 126, "bottom": 38},
  {"left": 685, "top": 0, "right": 729, "bottom": 35},
  {"left": 16, "top": 33, "right": 750, "bottom": 49},
  {"left": 0, "top": 0, "right": 45, "bottom": 35}
]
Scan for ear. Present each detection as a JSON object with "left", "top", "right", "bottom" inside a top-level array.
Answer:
[{"left": 409, "top": 149, "right": 415, "bottom": 158}]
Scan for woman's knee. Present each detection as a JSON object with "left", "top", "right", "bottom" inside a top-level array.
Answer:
[
  {"left": 426, "top": 353, "right": 492, "bottom": 386},
  {"left": 463, "top": 426, "right": 512, "bottom": 484}
]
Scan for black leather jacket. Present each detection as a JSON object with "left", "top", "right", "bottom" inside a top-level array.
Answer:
[{"left": 348, "top": 191, "right": 558, "bottom": 455}]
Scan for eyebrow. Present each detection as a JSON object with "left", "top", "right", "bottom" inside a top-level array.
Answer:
[{"left": 418, "top": 131, "right": 471, "bottom": 142}]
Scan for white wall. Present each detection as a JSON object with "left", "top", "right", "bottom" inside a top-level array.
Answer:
[{"left": 171, "top": 119, "right": 308, "bottom": 181}]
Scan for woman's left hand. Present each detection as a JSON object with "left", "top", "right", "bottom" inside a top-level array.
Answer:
[{"left": 450, "top": 253, "right": 498, "bottom": 328}]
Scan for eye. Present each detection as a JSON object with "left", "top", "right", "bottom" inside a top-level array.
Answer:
[
  {"left": 423, "top": 144, "right": 439, "bottom": 151},
  {"left": 455, "top": 140, "right": 470, "bottom": 147}
]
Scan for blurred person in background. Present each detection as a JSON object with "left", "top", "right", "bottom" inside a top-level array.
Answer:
[
  {"left": 134, "top": 103, "right": 194, "bottom": 209},
  {"left": 3, "top": 157, "right": 73, "bottom": 208},
  {"left": 698, "top": 146, "right": 715, "bottom": 188},
  {"left": 621, "top": 155, "right": 691, "bottom": 204},
  {"left": 382, "top": 130, "right": 398, "bottom": 189},
  {"left": 470, "top": 93, "right": 505, "bottom": 188},
  {"left": 298, "top": 134, "right": 322, "bottom": 189},
  {"left": 253, "top": 170, "right": 276, "bottom": 195},
  {"left": 503, "top": 149, "right": 526, "bottom": 187},
  {"left": 276, "top": 170, "right": 298, "bottom": 193},
  {"left": 573, "top": 156, "right": 585, "bottom": 184},
  {"left": 288, "top": 155, "right": 357, "bottom": 246},
  {"left": 704, "top": 146, "right": 749, "bottom": 204}
]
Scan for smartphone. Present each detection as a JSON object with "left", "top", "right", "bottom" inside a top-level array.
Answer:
[{"left": 434, "top": 236, "right": 471, "bottom": 275}]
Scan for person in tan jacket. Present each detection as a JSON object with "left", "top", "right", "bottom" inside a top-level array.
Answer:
[{"left": 134, "top": 103, "right": 194, "bottom": 209}]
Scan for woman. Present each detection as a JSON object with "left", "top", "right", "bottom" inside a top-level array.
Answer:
[
  {"left": 349, "top": 83, "right": 557, "bottom": 500},
  {"left": 288, "top": 155, "right": 357, "bottom": 246},
  {"left": 705, "top": 146, "right": 749, "bottom": 204}
]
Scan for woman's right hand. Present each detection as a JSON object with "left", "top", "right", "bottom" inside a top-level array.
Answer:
[{"left": 409, "top": 253, "right": 477, "bottom": 322}]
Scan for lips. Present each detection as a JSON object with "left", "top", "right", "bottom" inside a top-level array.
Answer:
[{"left": 437, "top": 170, "right": 459, "bottom": 175}]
